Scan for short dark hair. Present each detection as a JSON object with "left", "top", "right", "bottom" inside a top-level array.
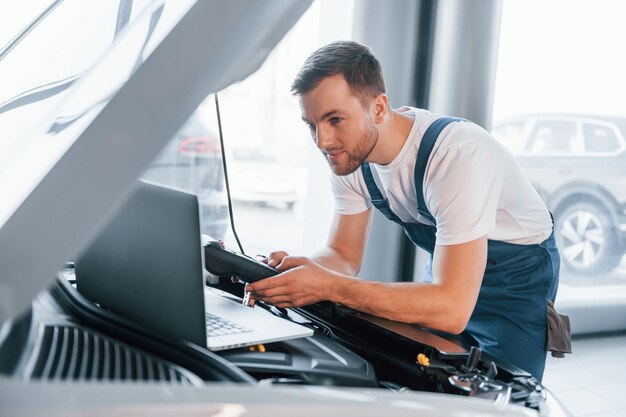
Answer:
[{"left": 291, "top": 41, "right": 386, "bottom": 103}]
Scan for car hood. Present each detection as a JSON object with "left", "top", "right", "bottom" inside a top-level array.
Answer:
[
  {"left": 0, "top": 0, "right": 311, "bottom": 322},
  {"left": 0, "top": 379, "right": 538, "bottom": 417}
]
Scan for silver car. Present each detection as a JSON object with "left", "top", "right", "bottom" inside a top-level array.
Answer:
[{"left": 493, "top": 114, "right": 626, "bottom": 275}]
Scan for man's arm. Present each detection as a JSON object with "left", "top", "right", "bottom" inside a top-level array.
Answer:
[
  {"left": 310, "top": 210, "right": 372, "bottom": 275},
  {"left": 327, "top": 236, "right": 487, "bottom": 333},
  {"left": 264, "top": 210, "right": 372, "bottom": 275},
  {"left": 248, "top": 234, "right": 487, "bottom": 334},
  {"left": 246, "top": 211, "right": 371, "bottom": 307}
]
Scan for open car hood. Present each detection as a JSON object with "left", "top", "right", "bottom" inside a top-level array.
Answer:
[{"left": 0, "top": 0, "right": 311, "bottom": 322}]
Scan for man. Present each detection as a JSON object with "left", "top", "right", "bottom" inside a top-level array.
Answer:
[{"left": 246, "top": 40, "right": 561, "bottom": 380}]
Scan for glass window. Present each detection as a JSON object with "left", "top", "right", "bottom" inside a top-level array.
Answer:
[
  {"left": 583, "top": 123, "right": 621, "bottom": 152},
  {"left": 525, "top": 121, "right": 581, "bottom": 154},
  {"left": 492, "top": 121, "right": 527, "bottom": 153},
  {"left": 492, "top": 0, "right": 626, "bottom": 330},
  {"left": 142, "top": 110, "right": 227, "bottom": 239},
  {"left": 492, "top": 7, "right": 626, "bottom": 403},
  {"left": 142, "top": 0, "right": 355, "bottom": 258}
]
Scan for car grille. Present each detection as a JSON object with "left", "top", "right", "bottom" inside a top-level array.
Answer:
[{"left": 28, "top": 325, "right": 201, "bottom": 385}]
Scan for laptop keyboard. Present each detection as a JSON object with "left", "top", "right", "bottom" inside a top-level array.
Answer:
[{"left": 205, "top": 313, "right": 252, "bottom": 337}]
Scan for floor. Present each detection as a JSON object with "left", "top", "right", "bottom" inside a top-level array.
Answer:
[{"left": 542, "top": 331, "right": 626, "bottom": 417}]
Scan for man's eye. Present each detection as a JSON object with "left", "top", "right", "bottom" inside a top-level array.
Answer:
[{"left": 329, "top": 117, "right": 342, "bottom": 126}]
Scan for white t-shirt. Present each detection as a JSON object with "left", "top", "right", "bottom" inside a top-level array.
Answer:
[{"left": 331, "top": 107, "right": 552, "bottom": 245}]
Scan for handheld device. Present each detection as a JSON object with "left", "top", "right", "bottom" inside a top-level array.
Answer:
[{"left": 204, "top": 241, "right": 279, "bottom": 283}]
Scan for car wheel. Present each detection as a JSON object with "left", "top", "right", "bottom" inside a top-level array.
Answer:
[{"left": 555, "top": 201, "right": 622, "bottom": 275}]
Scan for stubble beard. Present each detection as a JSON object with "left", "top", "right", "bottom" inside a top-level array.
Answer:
[{"left": 329, "top": 124, "right": 379, "bottom": 176}]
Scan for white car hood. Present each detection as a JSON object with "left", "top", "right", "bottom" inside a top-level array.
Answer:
[
  {"left": 0, "top": 379, "right": 537, "bottom": 417},
  {"left": 0, "top": 0, "right": 311, "bottom": 322}
]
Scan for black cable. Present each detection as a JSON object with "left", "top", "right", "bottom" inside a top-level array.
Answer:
[{"left": 214, "top": 93, "right": 245, "bottom": 254}]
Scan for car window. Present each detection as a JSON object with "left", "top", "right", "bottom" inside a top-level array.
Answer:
[
  {"left": 583, "top": 122, "right": 621, "bottom": 153},
  {"left": 525, "top": 120, "right": 582, "bottom": 154},
  {"left": 491, "top": 121, "right": 526, "bottom": 153}
]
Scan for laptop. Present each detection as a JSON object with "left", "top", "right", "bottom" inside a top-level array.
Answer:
[{"left": 74, "top": 180, "right": 312, "bottom": 350}]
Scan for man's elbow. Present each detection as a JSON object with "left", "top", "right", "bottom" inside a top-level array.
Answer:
[
  {"left": 437, "top": 310, "right": 472, "bottom": 335},
  {"left": 339, "top": 255, "right": 360, "bottom": 276},
  {"left": 443, "top": 319, "right": 469, "bottom": 335},
  {"left": 340, "top": 251, "right": 362, "bottom": 276}
]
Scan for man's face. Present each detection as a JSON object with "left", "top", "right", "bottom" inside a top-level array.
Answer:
[{"left": 300, "top": 74, "right": 379, "bottom": 176}]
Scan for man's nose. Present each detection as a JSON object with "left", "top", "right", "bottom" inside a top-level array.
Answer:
[{"left": 315, "top": 125, "right": 333, "bottom": 150}]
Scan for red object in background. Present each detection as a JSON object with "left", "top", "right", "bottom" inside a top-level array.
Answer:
[{"left": 178, "top": 136, "right": 221, "bottom": 155}]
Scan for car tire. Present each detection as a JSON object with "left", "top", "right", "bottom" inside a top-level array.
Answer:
[{"left": 555, "top": 201, "right": 622, "bottom": 275}]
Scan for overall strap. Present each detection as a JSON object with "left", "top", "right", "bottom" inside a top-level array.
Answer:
[
  {"left": 361, "top": 162, "right": 404, "bottom": 225},
  {"left": 414, "top": 117, "right": 464, "bottom": 224}
]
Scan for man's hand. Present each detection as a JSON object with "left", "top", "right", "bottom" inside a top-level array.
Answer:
[
  {"left": 246, "top": 256, "right": 336, "bottom": 308},
  {"left": 259, "top": 251, "right": 290, "bottom": 269},
  {"left": 230, "top": 250, "right": 293, "bottom": 307},
  {"left": 251, "top": 251, "right": 292, "bottom": 307}
]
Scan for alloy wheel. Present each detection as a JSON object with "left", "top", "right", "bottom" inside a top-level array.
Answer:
[{"left": 558, "top": 209, "right": 605, "bottom": 269}]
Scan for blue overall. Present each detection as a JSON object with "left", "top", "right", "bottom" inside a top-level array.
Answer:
[{"left": 360, "top": 117, "right": 560, "bottom": 380}]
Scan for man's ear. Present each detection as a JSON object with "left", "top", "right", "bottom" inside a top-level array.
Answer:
[{"left": 372, "top": 94, "right": 388, "bottom": 124}]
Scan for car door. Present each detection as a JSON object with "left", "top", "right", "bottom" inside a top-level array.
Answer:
[
  {"left": 580, "top": 120, "right": 626, "bottom": 206},
  {"left": 517, "top": 118, "right": 626, "bottom": 274}
]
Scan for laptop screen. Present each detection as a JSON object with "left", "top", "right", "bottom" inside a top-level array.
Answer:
[{"left": 75, "top": 181, "right": 207, "bottom": 347}]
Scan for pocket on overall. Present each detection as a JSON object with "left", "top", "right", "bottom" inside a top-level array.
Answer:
[{"left": 485, "top": 241, "right": 546, "bottom": 274}]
